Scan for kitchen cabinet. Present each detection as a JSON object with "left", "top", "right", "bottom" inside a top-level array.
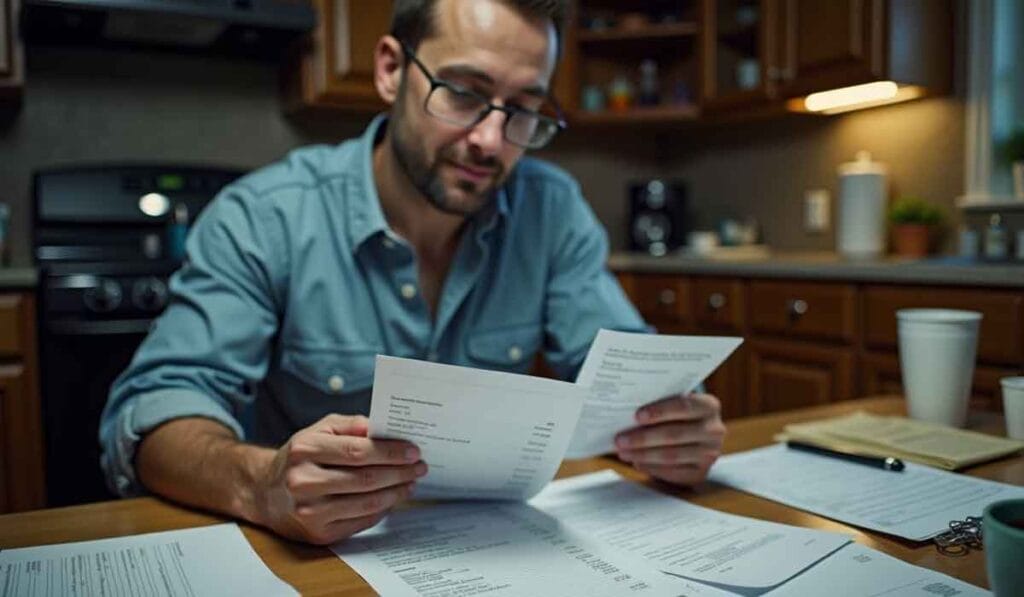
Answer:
[
  {"left": 691, "top": 277, "right": 747, "bottom": 418},
  {"left": 0, "top": 293, "right": 45, "bottom": 513},
  {"left": 700, "top": 0, "right": 778, "bottom": 111},
  {"left": 615, "top": 271, "right": 1023, "bottom": 416},
  {"left": 0, "top": 0, "right": 23, "bottom": 107},
  {"left": 775, "top": 0, "right": 952, "bottom": 103},
  {"left": 282, "top": 0, "right": 392, "bottom": 114}
]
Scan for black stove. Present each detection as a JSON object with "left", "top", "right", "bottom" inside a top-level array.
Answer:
[{"left": 33, "top": 164, "right": 243, "bottom": 506}]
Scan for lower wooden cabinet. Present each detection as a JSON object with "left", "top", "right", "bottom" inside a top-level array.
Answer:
[
  {"left": 0, "top": 293, "right": 44, "bottom": 513},
  {"left": 616, "top": 271, "right": 1022, "bottom": 418},
  {"left": 748, "top": 338, "right": 855, "bottom": 413},
  {"left": 861, "top": 351, "right": 1019, "bottom": 413}
]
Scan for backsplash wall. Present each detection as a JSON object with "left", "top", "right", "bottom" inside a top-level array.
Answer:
[{"left": 2, "top": 43, "right": 966, "bottom": 264}]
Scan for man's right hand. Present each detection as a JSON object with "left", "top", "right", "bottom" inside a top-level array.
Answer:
[{"left": 254, "top": 414, "right": 426, "bottom": 545}]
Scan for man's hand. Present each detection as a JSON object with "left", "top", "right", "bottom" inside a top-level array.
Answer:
[
  {"left": 254, "top": 414, "right": 427, "bottom": 545},
  {"left": 614, "top": 393, "right": 726, "bottom": 487}
]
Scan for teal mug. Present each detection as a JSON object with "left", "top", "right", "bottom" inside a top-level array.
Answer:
[{"left": 984, "top": 498, "right": 1024, "bottom": 596}]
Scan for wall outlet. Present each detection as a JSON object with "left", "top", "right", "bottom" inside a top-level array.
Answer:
[{"left": 804, "top": 189, "right": 831, "bottom": 233}]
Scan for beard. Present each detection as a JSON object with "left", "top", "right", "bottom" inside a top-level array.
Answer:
[{"left": 390, "top": 110, "right": 506, "bottom": 218}]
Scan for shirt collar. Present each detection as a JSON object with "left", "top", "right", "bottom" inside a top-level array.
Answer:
[{"left": 346, "top": 114, "right": 512, "bottom": 253}]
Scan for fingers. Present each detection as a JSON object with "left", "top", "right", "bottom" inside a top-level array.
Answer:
[
  {"left": 293, "top": 483, "right": 416, "bottom": 545},
  {"left": 288, "top": 427, "right": 421, "bottom": 467},
  {"left": 616, "top": 417, "right": 727, "bottom": 452},
  {"left": 284, "top": 460, "right": 429, "bottom": 499},
  {"left": 635, "top": 392, "right": 721, "bottom": 425},
  {"left": 633, "top": 462, "right": 715, "bottom": 487}
]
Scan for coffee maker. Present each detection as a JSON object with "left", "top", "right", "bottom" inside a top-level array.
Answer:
[{"left": 628, "top": 179, "right": 688, "bottom": 256}]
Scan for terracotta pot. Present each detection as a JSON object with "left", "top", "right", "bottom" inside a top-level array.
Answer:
[{"left": 892, "top": 224, "right": 931, "bottom": 257}]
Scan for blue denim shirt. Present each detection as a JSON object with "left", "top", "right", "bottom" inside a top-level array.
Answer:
[{"left": 100, "top": 115, "right": 648, "bottom": 496}]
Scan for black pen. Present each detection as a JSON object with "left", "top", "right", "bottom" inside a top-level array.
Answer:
[{"left": 786, "top": 440, "right": 905, "bottom": 472}]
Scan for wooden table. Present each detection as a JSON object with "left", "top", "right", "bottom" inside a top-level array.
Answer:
[{"left": 2, "top": 396, "right": 1019, "bottom": 595}]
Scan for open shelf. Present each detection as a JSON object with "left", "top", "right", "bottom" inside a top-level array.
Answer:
[{"left": 577, "top": 22, "right": 699, "bottom": 43}]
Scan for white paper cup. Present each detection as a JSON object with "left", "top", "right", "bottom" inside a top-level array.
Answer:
[
  {"left": 1001, "top": 377, "right": 1024, "bottom": 440},
  {"left": 897, "top": 309, "right": 982, "bottom": 427}
]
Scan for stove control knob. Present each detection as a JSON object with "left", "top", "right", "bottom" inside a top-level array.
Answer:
[
  {"left": 84, "top": 279, "right": 123, "bottom": 313},
  {"left": 132, "top": 278, "right": 169, "bottom": 312}
]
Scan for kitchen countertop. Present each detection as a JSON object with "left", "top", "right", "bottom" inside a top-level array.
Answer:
[
  {"left": 608, "top": 251, "right": 1024, "bottom": 288},
  {"left": 0, "top": 267, "right": 38, "bottom": 290}
]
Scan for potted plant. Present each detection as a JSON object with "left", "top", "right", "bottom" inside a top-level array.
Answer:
[
  {"left": 1002, "top": 126, "right": 1024, "bottom": 199},
  {"left": 889, "top": 197, "right": 943, "bottom": 257}
]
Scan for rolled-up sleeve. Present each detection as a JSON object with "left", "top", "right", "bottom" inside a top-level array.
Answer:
[
  {"left": 100, "top": 185, "right": 285, "bottom": 496},
  {"left": 542, "top": 180, "right": 652, "bottom": 380}
]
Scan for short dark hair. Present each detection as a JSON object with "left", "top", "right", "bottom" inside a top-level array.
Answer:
[{"left": 390, "top": 0, "right": 567, "bottom": 55}]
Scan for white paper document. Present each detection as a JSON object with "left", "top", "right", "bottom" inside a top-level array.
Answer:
[
  {"left": 567, "top": 330, "right": 743, "bottom": 458},
  {"left": 0, "top": 523, "right": 296, "bottom": 597},
  {"left": 530, "top": 470, "right": 851, "bottom": 593},
  {"left": 369, "top": 355, "right": 585, "bottom": 500},
  {"left": 763, "top": 542, "right": 989, "bottom": 597},
  {"left": 333, "top": 502, "right": 681, "bottom": 597},
  {"left": 709, "top": 443, "right": 1024, "bottom": 541}
]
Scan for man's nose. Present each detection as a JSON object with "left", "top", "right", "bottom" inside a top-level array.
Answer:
[{"left": 466, "top": 109, "right": 506, "bottom": 157}]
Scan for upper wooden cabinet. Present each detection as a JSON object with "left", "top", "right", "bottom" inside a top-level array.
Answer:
[
  {"left": 283, "top": 0, "right": 392, "bottom": 114},
  {"left": 775, "top": 0, "right": 952, "bottom": 102},
  {"left": 0, "top": 0, "right": 24, "bottom": 107}
]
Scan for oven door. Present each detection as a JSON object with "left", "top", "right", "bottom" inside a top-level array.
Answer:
[{"left": 40, "top": 318, "right": 151, "bottom": 506}]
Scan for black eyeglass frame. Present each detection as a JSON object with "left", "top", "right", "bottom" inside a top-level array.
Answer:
[{"left": 399, "top": 41, "right": 568, "bottom": 149}]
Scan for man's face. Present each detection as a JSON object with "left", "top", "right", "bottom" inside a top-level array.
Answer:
[{"left": 389, "top": 0, "right": 558, "bottom": 217}]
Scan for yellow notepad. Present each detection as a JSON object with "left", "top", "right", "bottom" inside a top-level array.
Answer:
[{"left": 775, "top": 411, "right": 1024, "bottom": 470}]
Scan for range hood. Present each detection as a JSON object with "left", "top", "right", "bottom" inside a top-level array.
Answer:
[{"left": 22, "top": 0, "right": 317, "bottom": 60}]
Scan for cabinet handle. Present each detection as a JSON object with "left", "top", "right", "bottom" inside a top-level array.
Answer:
[
  {"left": 708, "top": 292, "right": 726, "bottom": 311},
  {"left": 787, "top": 299, "right": 809, "bottom": 318},
  {"left": 658, "top": 289, "right": 677, "bottom": 306}
]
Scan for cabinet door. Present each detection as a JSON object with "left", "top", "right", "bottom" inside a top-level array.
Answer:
[
  {"left": 775, "top": 0, "right": 882, "bottom": 98},
  {"left": 701, "top": 0, "right": 781, "bottom": 109},
  {"left": 284, "top": 0, "right": 392, "bottom": 112},
  {"left": 748, "top": 338, "right": 854, "bottom": 414},
  {"left": 0, "top": 364, "right": 45, "bottom": 513},
  {"left": 0, "top": 0, "right": 23, "bottom": 102},
  {"left": 861, "top": 351, "right": 1019, "bottom": 413},
  {"left": 749, "top": 280, "right": 857, "bottom": 343}
]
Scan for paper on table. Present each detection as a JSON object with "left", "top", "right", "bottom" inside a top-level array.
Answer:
[
  {"left": 764, "top": 542, "right": 989, "bottom": 597},
  {"left": 777, "top": 411, "right": 1024, "bottom": 470},
  {"left": 709, "top": 443, "right": 1024, "bottom": 541},
  {"left": 369, "top": 355, "right": 585, "bottom": 500},
  {"left": 530, "top": 470, "right": 850, "bottom": 592},
  {"left": 566, "top": 330, "right": 743, "bottom": 458},
  {"left": 332, "top": 502, "right": 682, "bottom": 597},
  {"left": 0, "top": 524, "right": 297, "bottom": 597}
]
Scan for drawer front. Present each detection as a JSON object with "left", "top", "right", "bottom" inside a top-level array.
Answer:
[
  {"left": 630, "top": 274, "right": 691, "bottom": 326},
  {"left": 749, "top": 280, "right": 856, "bottom": 342},
  {"left": 692, "top": 277, "right": 745, "bottom": 330},
  {"left": 863, "top": 286, "right": 1024, "bottom": 365},
  {"left": 0, "top": 295, "right": 24, "bottom": 358}
]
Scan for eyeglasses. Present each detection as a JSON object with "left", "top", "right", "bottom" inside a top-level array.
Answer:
[{"left": 400, "top": 41, "right": 567, "bottom": 150}]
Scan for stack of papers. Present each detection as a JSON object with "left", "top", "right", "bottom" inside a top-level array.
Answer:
[
  {"left": 334, "top": 471, "right": 990, "bottom": 597},
  {"left": 369, "top": 330, "right": 742, "bottom": 499},
  {"left": 709, "top": 443, "right": 1024, "bottom": 541},
  {"left": 0, "top": 524, "right": 297, "bottom": 597},
  {"left": 776, "top": 411, "right": 1024, "bottom": 470}
]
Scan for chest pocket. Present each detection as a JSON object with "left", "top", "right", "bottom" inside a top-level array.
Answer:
[
  {"left": 279, "top": 345, "right": 380, "bottom": 396},
  {"left": 465, "top": 323, "right": 543, "bottom": 372}
]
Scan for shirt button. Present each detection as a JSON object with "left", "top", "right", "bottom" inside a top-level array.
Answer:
[
  {"left": 508, "top": 345, "right": 523, "bottom": 362},
  {"left": 116, "top": 475, "right": 130, "bottom": 493},
  {"left": 400, "top": 283, "right": 417, "bottom": 299},
  {"left": 382, "top": 237, "right": 396, "bottom": 249},
  {"left": 328, "top": 375, "right": 345, "bottom": 393}
]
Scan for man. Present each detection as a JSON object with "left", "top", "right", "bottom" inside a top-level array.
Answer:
[{"left": 100, "top": 0, "right": 726, "bottom": 546}]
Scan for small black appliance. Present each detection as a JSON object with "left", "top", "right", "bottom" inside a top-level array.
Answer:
[{"left": 628, "top": 179, "right": 688, "bottom": 256}]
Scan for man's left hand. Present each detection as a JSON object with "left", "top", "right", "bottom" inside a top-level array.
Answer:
[{"left": 614, "top": 393, "right": 726, "bottom": 487}]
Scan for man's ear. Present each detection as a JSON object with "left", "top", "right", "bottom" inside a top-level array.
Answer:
[{"left": 374, "top": 35, "right": 404, "bottom": 105}]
